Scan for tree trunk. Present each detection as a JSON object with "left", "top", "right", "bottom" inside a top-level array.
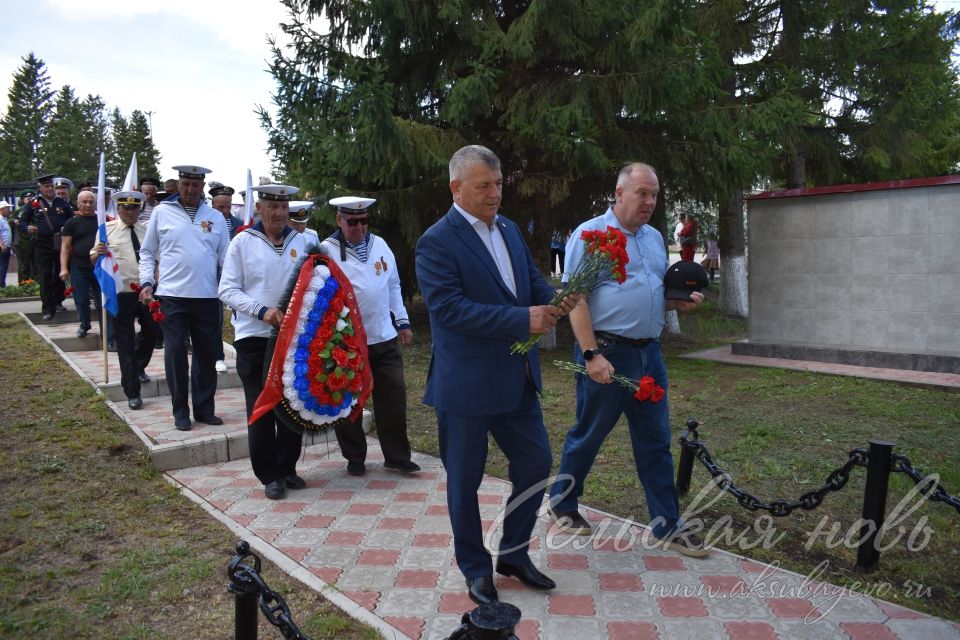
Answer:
[{"left": 718, "top": 188, "right": 748, "bottom": 318}]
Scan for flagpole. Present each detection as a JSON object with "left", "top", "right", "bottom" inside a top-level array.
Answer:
[
  {"left": 102, "top": 300, "right": 109, "bottom": 384},
  {"left": 95, "top": 151, "right": 109, "bottom": 385}
]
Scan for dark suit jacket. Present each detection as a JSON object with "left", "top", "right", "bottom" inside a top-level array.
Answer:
[{"left": 415, "top": 206, "right": 554, "bottom": 415}]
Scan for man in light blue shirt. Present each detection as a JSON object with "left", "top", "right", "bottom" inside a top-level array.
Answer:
[
  {"left": 0, "top": 201, "right": 13, "bottom": 286},
  {"left": 549, "top": 162, "right": 708, "bottom": 558}
]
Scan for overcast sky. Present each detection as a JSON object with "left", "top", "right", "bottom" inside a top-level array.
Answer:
[{"left": 0, "top": 0, "right": 296, "bottom": 195}]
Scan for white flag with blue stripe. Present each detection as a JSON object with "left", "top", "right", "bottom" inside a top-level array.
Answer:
[{"left": 93, "top": 152, "right": 123, "bottom": 316}]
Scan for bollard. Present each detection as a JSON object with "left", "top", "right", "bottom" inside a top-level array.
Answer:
[
  {"left": 676, "top": 419, "right": 699, "bottom": 496},
  {"left": 447, "top": 602, "right": 522, "bottom": 640},
  {"left": 855, "top": 440, "right": 895, "bottom": 573},
  {"left": 228, "top": 540, "right": 260, "bottom": 640}
]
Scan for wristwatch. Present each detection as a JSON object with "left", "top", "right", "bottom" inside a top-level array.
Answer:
[{"left": 583, "top": 348, "right": 599, "bottom": 361}]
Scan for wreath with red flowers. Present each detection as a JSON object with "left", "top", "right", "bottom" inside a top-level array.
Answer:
[{"left": 249, "top": 252, "right": 373, "bottom": 433}]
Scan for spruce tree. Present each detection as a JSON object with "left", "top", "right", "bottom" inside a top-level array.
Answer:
[
  {"left": 260, "top": 1, "right": 751, "bottom": 290},
  {"left": 0, "top": 52, "right": 54, "bottom": 181},
  {"left": 127, "top": 110, "right": 161, "bottom": 183},
  {"left": 107, "top": 107, "right": 130, "bottom": 185},
  {"left": 38, "top": 85, "right": 89, "bottom": 182}
]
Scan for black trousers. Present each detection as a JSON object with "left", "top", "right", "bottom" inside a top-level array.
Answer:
[
  {"left": 115, "top": 292, "right": 160, "bottom": 399},
  {"left": 235, "top": 336, "right": 302, "bottom": 485},
  {"left": 34, "top": 236, "right": 60, "bottom": 315},
  {"left": 159, "top": 296, "right": 220, "bottom": 421},
  {"left": 334, "top": 337, "right": 412, "bottom": 465}
]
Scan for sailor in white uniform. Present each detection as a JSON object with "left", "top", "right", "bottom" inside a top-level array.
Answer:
[
  {"left": 219, "top": 184, "right": 309, "bottom": 500},
  {"left": 321, "top": 196, "right": 420, "bottom": 476},
  {"left": 138, "top": 165, "right": 229, "bottom": 430}
]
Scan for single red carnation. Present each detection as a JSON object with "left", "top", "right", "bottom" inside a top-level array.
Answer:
[{"left": 650, "top": 385, "right": 665, "bottom": 403}]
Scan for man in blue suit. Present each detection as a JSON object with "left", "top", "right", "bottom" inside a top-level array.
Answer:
[{"left": 416, "top": 145, "right": 578, "bottom": 606}]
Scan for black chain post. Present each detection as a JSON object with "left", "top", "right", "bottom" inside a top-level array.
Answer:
[
  {"left": 676, "top": 419, "right": 699, "bottom": 496},
  {"left": 228, "top": 540, "right": 261, "bottom": 640},
  {"left": 856, "top": 440, "right": 895, "bottom": 573},
  {"left": 447, "top": 602, "right": 522, "bottom": 639}
]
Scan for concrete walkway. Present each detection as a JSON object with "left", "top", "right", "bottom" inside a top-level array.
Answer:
[{"left": 12, "top": 308, "right": 960, "bottom": 640}]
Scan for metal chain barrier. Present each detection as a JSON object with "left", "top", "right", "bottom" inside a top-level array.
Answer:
[
  {"left": 228, "top": 541, "right": 312, "bottom": 640},
  {"left": 678, "top": 420, "right": 869, "bottom": 517},
  {"left": 891, "top": 453, "right": 960, "bottom": 513}
]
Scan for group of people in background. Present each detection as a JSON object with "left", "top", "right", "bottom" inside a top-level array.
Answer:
[{"left": 6, "top": 148, "right": 713, "bottom": 609}]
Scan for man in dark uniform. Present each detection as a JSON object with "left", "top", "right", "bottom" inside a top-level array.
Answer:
[
  {"left": 54, "top": 177, "right": 75, "bottom": 205},
  {"left": 207, "top": 182, "right": 242, "bottom": 373},
  {"left": 15, "top": 190, "right": 38, "bottom": 284},
  {"left": 20, "top": 175, "right": 73, "bottom": 320},
  {"left": 208, "top": 183, "right": 243, "bottom": 239}
]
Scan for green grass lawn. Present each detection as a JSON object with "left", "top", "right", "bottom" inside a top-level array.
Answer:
[
  {"left": 0, "top": 314, "right": 378, "bottom": 639},
  {"left": 402, "top": 283, "right": 960, "bottom": 620}
]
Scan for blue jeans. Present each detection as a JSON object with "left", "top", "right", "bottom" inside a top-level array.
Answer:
[
  {"left": 0, "top": 247, "right": 9, "bottom": 286},
  {"left": 549, "top": 340, "right": 681, "bottom": 539},
  {"left": 70, "top": 265, "right": 102, "bottom": 334}
]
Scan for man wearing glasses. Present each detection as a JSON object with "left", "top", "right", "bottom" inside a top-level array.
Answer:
[{"left": 321, "top": 196, "right": 420, "bottom": 476}]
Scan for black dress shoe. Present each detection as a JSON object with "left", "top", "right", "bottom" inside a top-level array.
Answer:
[
  {"left": 138, "top": 370, "right": 151, "bottom": 383},
  {"left": 283, "top": 474, "right": 307, "bottom": 490},
  {"left": 128, "top": 396, "right": 143, "bottom": 410},
  {"left": 346, "top": 462, "right": 366, "bottom": 476},
  {"left": 56, "top": 304, "right": 67, "bottom": 313},
  {"left": 195, "top": 415, "right": 224, "bottom": 425},
  {"left": 174, "top": 417, "right": 192, "bottom": 431},
  {"left": 495, "top": 560, "right": 556, "bottom": 590},
  {"left": 107, "top": 340, "right": 117, "bottom": 352},
  {"left": 76, "top": 328, "right": 88, "bottom": 338},
  {"left": 265, "top": 480, "right": 286, "bottom": 500},
  {"left": 466, "top": 575, "right": 498, "bottom": 605},
  {"left": 384, "top": 460, "right": 421, "bottom": 473},
  {"left": 41, "top": 313, "right": 53, "bottom": 321}
]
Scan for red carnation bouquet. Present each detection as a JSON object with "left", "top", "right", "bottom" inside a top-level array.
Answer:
[
  {"left": 129, "top": 283, "right": 166, "bottom": 322},
  {"left": 555, "top": 360, "right": 665, "bottom": 402},
  {"left": 510, "top": 225, "right": 629, "bottom": 355}
]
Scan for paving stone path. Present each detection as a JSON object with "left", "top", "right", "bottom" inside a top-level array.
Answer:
[{"left": 17, "top": 309, "right": 960, "bottom": 640}]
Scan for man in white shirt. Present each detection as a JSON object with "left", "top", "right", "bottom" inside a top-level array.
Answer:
[
  {"left": 322, "top": 196, "right": 419, "bottom": 476},
  {"left": 219, "top": 184, "right": 309, "bottom": 500},
  {"left": 92, "top": 191, "right": 161, "bottom": 409},
  {"left": 138, "top": 165, "right": 229, "bottom": 430}
]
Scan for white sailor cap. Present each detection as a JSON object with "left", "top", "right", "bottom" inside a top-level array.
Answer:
[
  {"left": 0, "top": 201, "right": 14, "bottom": 209},
  {"left": 113, "top": 190, "right": 145, "bottom": 207},
  {"left": 53, "top": 177, "right": 74, "bottom": 190},
  {"left": 329, "top": 196, "right": 376, "bottom": 214},
  {"left": 288, "top": 201, "right": 316, "bottom": 214},
  {"left": 254, "top": 184, "right": 299, "bottom": 202},
  {"left": 172, "top": 165, "right": 212, "bottom": 179}
]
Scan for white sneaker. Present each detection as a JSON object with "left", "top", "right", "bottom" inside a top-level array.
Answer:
[{"left": 215, "top": 360, "right": 227, "bottom": 374}]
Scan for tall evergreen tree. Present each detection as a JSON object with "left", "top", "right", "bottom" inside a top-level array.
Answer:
[
  {"left": 260, "top": 0, "right": 764, "bottom": 292},
  {"left": 126, "top": 110, "right": 161, "bottom": 182},
  {"left": 37, "top": 85, "right": 89, "bottom": 182},
  {"left": 0, "top": 52, "right": 54, "bottom": 181},
  {"left": 107, "top": 107, "right": 130, "bottom": 185},
  {"left": 79, "top": 94, "right": 111, "bottom": 182}
]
